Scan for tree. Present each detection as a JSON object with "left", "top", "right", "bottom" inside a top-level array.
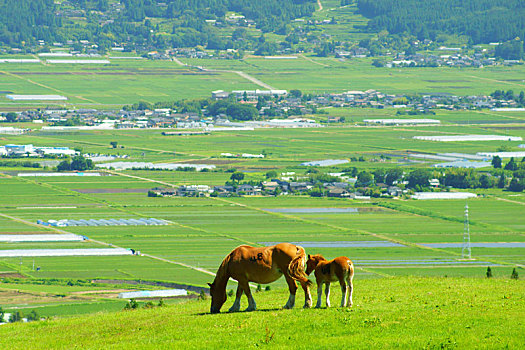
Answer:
[
  {"left": 309, "top": 187, "right": 324, "bottom": 197},
  {"left": 372, "top": 59, "right": 385, "bottom": 67},
  {"left": 486, "top": 266, "right": 493, "bottom": 278},
  {"left": 3, "top": 112, "right": 17, "bottom": 123},
  {"left": 504, "top": 157, "right": 518, "bottom": 171},
  {"left": 9, "top": 311, "right": 22, "bottom": 323},
  {"left": 26, "top": 310, "right": 39, "bottom": 321},
  {"left": 491, "top": 156, "right": 502, "bottom": 169},
  {"left": 356, "top": 171, "right": 374, "bottom": 187},
  {"left": 230, "top": 172, "right": 245, "bottom": 183},
  {"left": 57, "top": 159, "right": 71, "bottom": 172},
  {"left": 124, "top": 299, "right": 139, "bottom": 310},
  {"left": 508, "top": 177, "right": 525, "bottom": 192},
  {"left": 497, "top": 174, "right": 506, "bottom": 189},
  {"left": 385, "top": 169, "right": 403, "bottom": 186},
  {"left": 265, "top": 170, "right": 278, "bottom": 179},
  {"left": 406, "top": 169, "right": 431, "bottom": 189},
  {"left": 289, "top": 90, "right": 302, "bottom": 98},
  {"left": 110, "top": 141, "right": 118, "bottom": 149},
  {"left": 479, "top": 174, "right": 495, "bottom": 189},
  {"left": 226, "top": 104, "right": 259, "bottom": 121},
  {"left": 70, "top": 155, "right": 94, "bottom": 171}
]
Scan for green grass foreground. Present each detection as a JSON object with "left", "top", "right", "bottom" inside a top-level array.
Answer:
[{"left": 1, "top": 277, "right": 524, "bottom": 349}]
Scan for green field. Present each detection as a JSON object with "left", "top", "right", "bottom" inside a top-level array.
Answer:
[
  {"left": 1, "top": 277, "right": 524, "bottom": 349},
  {"left": 2, "top": 55, "right": 525, "bottom": 108}
]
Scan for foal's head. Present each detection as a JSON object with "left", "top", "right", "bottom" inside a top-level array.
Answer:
[{"left": 305, "top": 254, "right": 326, "bottom": 275}]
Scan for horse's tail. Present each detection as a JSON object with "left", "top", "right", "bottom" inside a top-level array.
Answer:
[{"left": 287, "top": 246, "right": 312, "bottom": 286}]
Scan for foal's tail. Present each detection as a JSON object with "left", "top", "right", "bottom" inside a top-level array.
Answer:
[
  {"left": 287, "top": 246, "right": 312, "bottom": 286},
  {"left": 348, "top": 259, "right": 355, "bottom": 280}
]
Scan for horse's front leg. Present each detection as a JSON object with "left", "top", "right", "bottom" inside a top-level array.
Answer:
[
  {"left": 315, "top": 282, "right": 323, "bottom": 308},
  {"left": 228, "top": 285, "right": 243, "bottom": 312},
  {"left": 239, "top": 281, "right": 256, "bottom": 311}
]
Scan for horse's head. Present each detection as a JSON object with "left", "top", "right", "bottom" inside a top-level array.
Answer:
[
  {"left": 208, "top": 281, "right": 226, "bottom": 314},
  {"left": 305, "top": 254, "right": 324, "bottom": 275}
]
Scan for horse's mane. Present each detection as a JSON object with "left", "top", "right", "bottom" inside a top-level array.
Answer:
[
  {"left": 288, "top": 246, "right": 312, "bottom": 286},
  {"left": 213, "top": 251, "right": 232, "bottom": 285}
]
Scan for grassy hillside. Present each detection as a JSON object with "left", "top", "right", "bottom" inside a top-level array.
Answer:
[{"left": 1, "top": 277, "right": 524, "bottom": 349}]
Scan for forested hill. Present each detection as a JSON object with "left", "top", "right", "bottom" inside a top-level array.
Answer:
[
  {"left": 358, "top": 0, "right": 525, "bottom": 44},
  {"left": 122, "top": 0, "right": 316, "bottom": 31},
  {"left": 0, "top": 0, "right": 59, "bottom": 46},
  {"left": 0, "top": 0, "right": 316, "bottom": 49}
]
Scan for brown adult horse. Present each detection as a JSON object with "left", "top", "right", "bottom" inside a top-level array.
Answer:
[
  {"left": 306, "top": 254, "right": 354, "bottom": 308},
  {"left": 208, "top": 243, "right": 312, "bottom": 313}
]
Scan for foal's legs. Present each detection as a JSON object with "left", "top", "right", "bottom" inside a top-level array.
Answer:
[
  {"left": 340, "top": 280, "right": 348, "bottom": 307},
  {"left": 347, "top": 275, "right": 354, "bottom": 307},
  {"left": 283, "top": 275, "right": 298, "bottom": 309},
  {"left": 324, "top": 282, "right": 331, "bottom": 308},
  {"left": 315, "top": 282, "right": 323, "bottom": 308},
  {"left": 228, "top": 285, "right": 243, "bottom": 312}
]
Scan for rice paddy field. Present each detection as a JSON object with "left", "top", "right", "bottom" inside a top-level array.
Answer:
[
  {"left": 1, "top": 53, "right": 525, "bottom": 108},
  {"left": 0, "top": 123, "right": 524, "bottom": 319}
]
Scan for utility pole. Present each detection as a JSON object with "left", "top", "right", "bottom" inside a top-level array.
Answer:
[{"left": 462, "top": 203, "right": 471, "bottom": 259}]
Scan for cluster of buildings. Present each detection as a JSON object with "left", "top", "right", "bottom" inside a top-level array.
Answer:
[
  {"left": 387, "top": 52, "right": 521, "bottom": 68},
  {"left": 150, "top": 180, "right": 359, "bottom": 198},
  {"left": 4, "top": 86, "right": 524, "bottom": 131},
  {"left": 149, "top": 177, "right": 412, "bottom": 199},
  {"left": 0, "top": 144, "right": 77, "bottom": 158}
]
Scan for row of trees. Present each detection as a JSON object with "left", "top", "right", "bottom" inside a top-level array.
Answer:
[
  {"left": 57, "top": 155, "right": 94, "bottom": 172},
  {"left": 0, "top": 306, "right": 39, "bottom": 323},
  {"left": 347, "top": 157, "right": 525, "bottom": 193},
  {"left": 125, "top": 96, "right": 263, "bottom": 121},
  {"left": 490, "top": 89, "right": 525, "bottom": 106}
]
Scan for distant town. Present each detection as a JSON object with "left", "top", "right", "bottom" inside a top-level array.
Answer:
[{"left": 2, "top": 87, "right": 525, "bottom": 132}]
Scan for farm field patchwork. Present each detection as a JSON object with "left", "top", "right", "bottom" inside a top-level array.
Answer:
[
  {"left": 1, "top": 56, "right": 525, "bottom": 108},
  {"left": 1, "top": 125, "right": 524, "bottom": 318}
]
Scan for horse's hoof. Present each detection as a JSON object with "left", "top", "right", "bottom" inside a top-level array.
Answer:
[{"left": 303, "top": 304, "right": 311, "bottom": 309}]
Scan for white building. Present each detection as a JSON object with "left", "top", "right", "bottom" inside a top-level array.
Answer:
[
  {"left": 2, "top": 144, "right": 77, "bottom": 157},
  {"left": 364, "top": 119, "right": 440, "bottom": 125}
]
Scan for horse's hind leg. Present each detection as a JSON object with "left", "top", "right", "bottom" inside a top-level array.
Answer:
[
  {"left": 228, "top": 285, "right": 243, "bottom": 312},
  {"left": 300, "top": 279, "right": 312, "bottom": 308},
  {"left": 324, "top": 282, "right": 331, "bottom": 308},
  {"left": 340, "top": 280, "right": 348, "bottom": 307},
  {"left": 283, "top": 275, "right": 297, "bottom": 309},
  {"left": 347, "top": 274, "right": 354, "bottom": 307}
]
